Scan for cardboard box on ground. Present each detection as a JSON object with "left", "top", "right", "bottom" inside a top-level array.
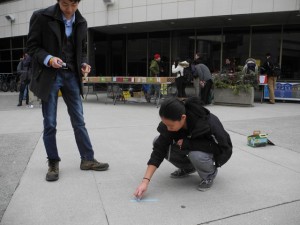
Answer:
[{"left": 247, "top": 130, "right": 269, "bottom": 147}]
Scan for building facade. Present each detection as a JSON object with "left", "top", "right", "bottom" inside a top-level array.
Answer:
[{"left": 0, "top": 0, "right": 300, "bottom": 81}]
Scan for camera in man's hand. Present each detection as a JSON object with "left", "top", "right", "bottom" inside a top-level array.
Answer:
[{"left": 58, "top": 61, "right": 67, "bottom": 69}]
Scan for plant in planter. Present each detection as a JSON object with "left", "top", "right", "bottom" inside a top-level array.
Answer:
[
  {"left": 212, "top": 67, "right": 259, "bottom": 106},
  {"left": 213, "top": 70, "right": 258, "bottom": 95}
]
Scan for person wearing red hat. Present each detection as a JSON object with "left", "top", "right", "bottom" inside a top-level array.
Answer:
[{"left": 147, "top": 53, "right": 161, "bottom": 101}]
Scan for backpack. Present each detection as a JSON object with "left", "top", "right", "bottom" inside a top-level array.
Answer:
[
  {"left": 246, "top": 62, "right": 256, "bottom": 74},
  {"left": 244, "top": 58, "right": 257, "bottom": 74},
  {"left": 272, "top": 64, "right": 282, "bottom": 77}
]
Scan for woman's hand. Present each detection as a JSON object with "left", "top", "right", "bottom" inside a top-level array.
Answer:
[
  {"left": 177, "top": 139, "right": 183, "bottom": 149},
  {"left": 134, "top": 180, "right": 149, "bottom": 200}
]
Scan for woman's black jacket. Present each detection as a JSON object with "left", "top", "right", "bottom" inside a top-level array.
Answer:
[{"left": 148, "top": 98, "right": 232, "bottom": 168}]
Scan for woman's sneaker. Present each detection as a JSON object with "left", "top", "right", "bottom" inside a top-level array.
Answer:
[
  {"left": 170, "top": 168, "right": 196, "bottom": 178},
  {"left": 197, "top": 179, "right": 213, "bottom": 191}
]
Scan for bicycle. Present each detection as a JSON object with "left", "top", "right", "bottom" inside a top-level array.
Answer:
[
  {"left": 9, "top": 73, "right": 19, "bottom": 92},
  {"left": 0, "top": 73, "right": 11, "bottom": 92}
]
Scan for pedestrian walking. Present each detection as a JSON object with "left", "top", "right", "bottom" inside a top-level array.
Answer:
[{"left": 17, "top": 53, "right": 31, "bottom": 106}]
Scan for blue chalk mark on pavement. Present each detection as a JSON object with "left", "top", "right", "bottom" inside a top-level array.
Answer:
[{"left": 130, "top": 198, "right": 159, "bottom": 202}]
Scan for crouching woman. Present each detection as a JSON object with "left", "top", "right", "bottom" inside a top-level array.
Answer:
[{"left": 134, "top": 97, "right": 232, "bottom": 199}]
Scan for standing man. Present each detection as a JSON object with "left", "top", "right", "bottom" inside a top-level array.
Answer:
[
  {"left": 192, "top": 53, "right": 201, "bottom": 98},
  {"left": 148, "top": 53, "right": 161, "bottom": 99},
  {"left": 27, "top": 0, "right": 109, "bottom": 182},
  {"left": 262, "top": 53, "right": 276, "bottom": 104},
  {"left": 195, "top": 63, "right": 213, "bottom": 105},
  {"left": 17, "top": 53, "right": 31, "bottom": 106}
]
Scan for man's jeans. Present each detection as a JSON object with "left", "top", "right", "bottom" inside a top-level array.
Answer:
[{"left": 42, "top": 70, "right": 94, "bottom": 160}]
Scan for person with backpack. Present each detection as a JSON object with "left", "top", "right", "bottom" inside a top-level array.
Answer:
[
  {"left": 17, "top": 53, "right": 32, "bottom": 106},
  {"left": 242, "top": 58, "right": 258, "bottom": 75},
  {"left": 134, "top": 97, "right": 232, "bottom": 199},
  {"left": 262, "top": 53, "right": 276, "bottom": 104},
  {"left": 172, "top": 58, "right": 189, "bottom": 99}
]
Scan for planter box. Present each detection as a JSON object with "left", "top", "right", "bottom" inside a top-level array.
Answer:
[{"left": 213, "top": 87, "right": 254, "bottom": 106}]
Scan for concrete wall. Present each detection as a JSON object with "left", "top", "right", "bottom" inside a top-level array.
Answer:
[{"left": 0, "top": 0, "right": 299, "bottom": 38}]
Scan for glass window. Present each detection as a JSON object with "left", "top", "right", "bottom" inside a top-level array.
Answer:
[
  {"left": 127, "top": 33, "right": 147, "bottom": 76},
  {"left": 251, "top": 26, "right": 281, "bottom": 68},
  {"left": 197, "top": 29, "right": 222, "bottom": 73},
  {"left": 0, "top": 62, "right": 11, "bottom": 73},
  {"left": 111, "top": 34, "right": 126, "bottom": 77},
  {"left": 93, "top": 31, "right": 108, "bottom": 76},
  {"left": 281, "top": 25, "right": 300, "bottom": 81},
  {"left": 0, "top": 38, "right": 10, "bottom": 50},
  {"left": 94, "top": 41, "right": 107, "bottom": 76},
  {"left": 12, "top": 49, "right": 24, "bottom": 61},
  {"left": 149, "top": 31, "right": 170, "bottom": 76},
  {"left": 171, "top": 29, "right": 195, "bottom": 65},
  {"left": 223, "top": 27, "right": 250, "bottom": 72},
  {"left": 0, "top": 50, "right": 11, "bottom": 61},
  {"left": 0, "top": 0, "right": 15, "bottom": 3},
  {"left": 13, "top": 61, "right": 20, "bottom": 73},
  {"left": 12, "top": 36, "right": 24, "bottom": 49}
]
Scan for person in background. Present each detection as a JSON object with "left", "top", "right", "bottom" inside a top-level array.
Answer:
[
  {"left": 222, "top": 58, "right": 235, "bottom": 74},
  {"left": 134, "top": 97, "right": 232, "bottom": 199},
  {"left": 262, "top": 53, "right": 276, "bottom": 104},
  {"left": 172, "top": 58, "right": 189, "bottom": 99},
  {"left": 192, "top": 53, "right": 201, "bottom": 98},
  {"left": 17, "top": 53, "right": 32, "bottom": 106},
  {"left": 27, "top": 0, "right": 109, "bottom": 182},
  {"left": 242, "top": 58, "right": 258, "bottom": 75},
  {"left": 147, "top": 53, "right": 161, "bottom": 100},
  {"left": 194, "top": 63, "right": 213, "bottom": 105}
]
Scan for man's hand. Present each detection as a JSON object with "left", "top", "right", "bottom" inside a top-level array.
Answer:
[
  {"left": 200, "top": 80, "right": 205, "bottom": 88},
  {"left": 81, "top": 63, "right": 91, "bottom": 75},
  {"left": 48, "top": 57, "right": 64, "bottom": 69}
]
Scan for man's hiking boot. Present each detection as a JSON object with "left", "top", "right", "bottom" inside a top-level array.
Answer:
[
  {"left": 80, "top": 159, "right": 109, "bottom": 171},
  {"left": 46, "top": 159, "right": 60, "bottom": 182},
  {"left": 197, "top": 179, "right": 213, "bottom": 191},
  {"left": 170, "top": 168, "right": 196, "bottom": 178}
]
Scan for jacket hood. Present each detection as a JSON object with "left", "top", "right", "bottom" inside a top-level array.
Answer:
[
  {"left": 184, "top": 97, "right": 210, "bottom": 131},
  {"left": 179, "top": 61, "right": 189, "bottom": 68},
  {"left": 185, "top": 97, "right": 210, "bottom": 117}
]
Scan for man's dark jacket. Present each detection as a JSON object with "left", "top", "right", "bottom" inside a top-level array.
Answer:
[
  {"left": 26, "top": 4, "right": 88, "bottom": 101},
  {"left": 262, "top": 57, "right": 274, "bottom": 77},
  {"left": 148, "top": 98, "right": 232, "bottom": 168}
]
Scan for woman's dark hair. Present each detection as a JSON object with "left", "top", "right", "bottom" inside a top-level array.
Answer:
[
  {"left": 159, "top": 98, "right": 186, "bottom": 121},
  {"left": 58, "top": 0, "right": 81, "bottom": 2},
  {"left": 174, "top": 58, "right": 181, "bottom": 68}
]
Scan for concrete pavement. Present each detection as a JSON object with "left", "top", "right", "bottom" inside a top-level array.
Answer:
[{"left": 0, "top": 92, "right": 300, "bottom": 225}]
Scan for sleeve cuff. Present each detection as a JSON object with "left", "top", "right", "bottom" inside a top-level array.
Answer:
[{"left": 44, "top": 55, "right": 53, "bottom": 67}]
